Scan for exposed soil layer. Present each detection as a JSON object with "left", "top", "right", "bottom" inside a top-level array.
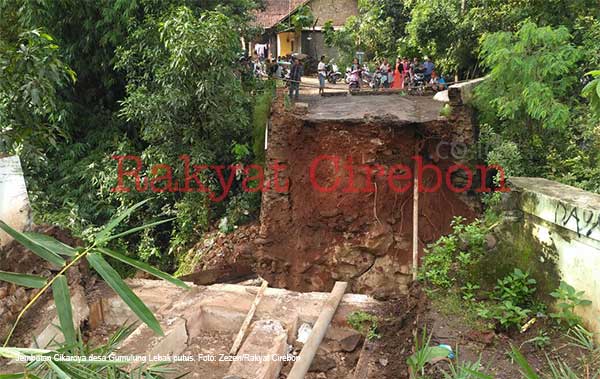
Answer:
[{"left": 257, "top": 91, "right": 479, "bottom": 295}]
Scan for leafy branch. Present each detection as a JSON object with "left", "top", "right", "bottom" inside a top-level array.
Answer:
[{"left": 0, "top": 198, "right": 188, "bottom": 348}]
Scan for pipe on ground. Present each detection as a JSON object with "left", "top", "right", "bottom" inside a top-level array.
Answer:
[{"left": 286, "top": 281, "right": 348, "bottom": 379}]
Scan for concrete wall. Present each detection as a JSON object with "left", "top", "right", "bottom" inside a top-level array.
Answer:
[
  {"left": 506, "top": 177, "right": 600, "bottom": 336},
  {"left": 0, "top": 155, "right": 31, "bottom": 247}
]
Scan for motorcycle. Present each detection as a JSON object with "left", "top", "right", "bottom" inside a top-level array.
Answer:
[
  {"left": 326, "top": 63, "right": 342, "bottom": 84},
  {"left": 361, "top": 64, "right": 373, "bottom": 87},
  {"left": 344, "top": 67, "right": 352, "bottom": 84},
  {"left": 348, "top": 69, "right": 362, "bottom": 92},
  {"left": 409, "top": 68, "right": 427, "bottom": 95},
  {"left": 370, "top": 68, "right": 389, "bottom": 90}
]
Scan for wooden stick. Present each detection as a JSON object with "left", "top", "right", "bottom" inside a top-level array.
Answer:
[
  {"left": 412, "top": 143, "right": 420, "bottom": 281},
  {"left": 229, "top": 279, "right": 269, "bottom": 355},
  {"left": 287, "top": 281, "right": 348, "bottom": 379},
  {"left": 352, "top": 340, "right": 377, "bottom": 379}
]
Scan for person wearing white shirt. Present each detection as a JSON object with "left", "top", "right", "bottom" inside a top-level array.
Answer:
[{"left": 317, "top": 55, "right": 327, "bottom": 95}]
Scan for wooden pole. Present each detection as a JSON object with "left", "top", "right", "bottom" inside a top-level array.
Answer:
[
  {"left": 412, "top": 144, "right": 420, "bottom": 281},
  {"left": 229, "top": 279, "right": 269, "bottom": 355},
  {"left": 287, "top": 282, "right": 348, "bottom": 379}
]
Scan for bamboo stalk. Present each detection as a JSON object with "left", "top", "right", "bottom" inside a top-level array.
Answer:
[
  {"left": 229, "top": 279, "right": 269, "bottom": 355},
  {"left": 412, "top": 144, "right": 420, "bottom": 281},
  {"left": 287, "top": 281, "right": 348, "bottom": 379}
]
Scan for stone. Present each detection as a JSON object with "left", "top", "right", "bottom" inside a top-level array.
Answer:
[
  {"left": 353, "top": 255, "right": 411, "bottom": 297},
  {"left": 227, "top": 320, "right": 288, "bottom": 379},
  {"left": 316, "top": 373, "right": 327, "bottom": 379},
  {"left": 379, "top": 358, "right": 389, "bottom": 367},
  {"left": 309, "top": 349, "right": 336, "bottom": 372},
  {"left": 363, "top": 223, "right": 394, "bottom": 255},
  {"left": 485, "top": 233, "right": 497, "bottom": 250},
  {"left": 339, "top": 332, "right": 362, "bottom": 352},
  {"left": 331, "top": 245, "right": 375, "bottom": 280}
]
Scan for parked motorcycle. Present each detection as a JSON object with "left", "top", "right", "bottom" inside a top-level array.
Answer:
[
  {"left": 370, "top": 68, "right": 389, "bottom": 90},
  {"left": 326, "top": 62, "right": 342, "bottom": 84},
  {"left": 348, "top": 69, "right": 361, "bottom": 92},
  {"left": 409, "top": 68, "right": 427, "bottom": 95},
  {"left": 361, "top": 64, "right": 373, "bottom": 87},
  {"left": 344, "top": 67, "right": 352, "bottom": 84}
]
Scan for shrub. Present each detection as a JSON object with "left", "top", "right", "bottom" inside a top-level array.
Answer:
[
  {"left": 347, "top": 311, "right": 381, "bottom": 341},
  {"left": 550, "top": 281, "right": 592, "bottom": 327}
]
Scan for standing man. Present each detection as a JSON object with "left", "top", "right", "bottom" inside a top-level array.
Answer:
[
  {"left": 317, "top": 55, "right": 327, "bottom": 95},
  {"left": 423, "top": 56, "right": 435, "bottom": 83},
  {"left": 289, "top": 57, "right": 303, "bottom": 100}
]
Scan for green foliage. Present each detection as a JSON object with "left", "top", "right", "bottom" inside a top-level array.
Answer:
[
  {"left": 323, "top": 0, "right": 403, "bottom": 66},
  {"left": 493, "top": 268, "right": 537, "bottom": 306},
  {"left": 252, "top": 80, "right": 275, "bottom": 164},
  {"left": 474, "top": 269, "right": 538, "bottom": 330},
  {"left": 0, "top": 29, "right": 75, "bottom": 156},
  {"left": 419, "top": 217, "right": 487, "bottom": 288},
  {"left": 461, "top": 283, "right": 480, "bottom": 302},
  {"left": 347, "top": 311, "right": 381, "bottom": 341},
  {"left": 474, "top": 21, "right": 600, "bottom": 193},
  {"left": 4, "top": 0, "right": 263, "bottom": 272},
  {"left": 0, "top": 324, "right": 176, "bottom": 378},
  {"left": 403, "top": 0, "right": 462, "bottom": 72},
  {"left": 477, "top": 22, "right": 579, "bottom": 130},
  {"left": 442, "top": 355, "right": 492, "bottom": 379},
  {"left": 0, "top": 200, "right": 189, "bottom": 346},
  {"left": 407, "top": 328, "right": 451, "bottom": 378},
  {"left": 549, "top": 281, "right": 593, "bottom": 327},
  {"left": 520, "top": 330, "right": 551, "bottom": 351},
  {"left": 290, "top": 5, "right": 315, "bottom": 33},
  {"left": 510, "top": 343, "right": 600, "bottom": 379},
  {"left": 481, "top": 300, "right": 532, "bottom": 330},
  {"left": 583, "top": 70, "right": 600, "bottom": 114}
]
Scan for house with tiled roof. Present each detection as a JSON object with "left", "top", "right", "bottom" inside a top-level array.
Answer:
[{"left": 250, "top": 0, "right": 358, "bottom": 60}]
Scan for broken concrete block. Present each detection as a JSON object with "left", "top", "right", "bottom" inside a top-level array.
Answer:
[{"left": 226, "top": 320, "right": 288, "bottom": 379}]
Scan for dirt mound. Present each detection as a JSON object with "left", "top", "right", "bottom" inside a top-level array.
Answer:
[{"left": 176, "top": 223, "right": 259, "bottom": 284}]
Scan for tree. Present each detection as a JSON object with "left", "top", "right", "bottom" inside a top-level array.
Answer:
[
  {"left": 0, "top": 30, "right": 75, "bottom": 155},
  {"left": 476, "top": 21, "right": 580, "bottom": 131}
]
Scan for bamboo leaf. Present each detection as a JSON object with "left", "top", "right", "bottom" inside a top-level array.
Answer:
[
  {"left": 86, "top": 252, "right": 163, "bottom": 336},
  {"left": 0, "top": 271, "right": 46, "bottom": 288},
  {"left": 95, "top": 199, "right": 151, "bottom": 243},
  {"left": 47, "top": 361, "right": 70, "bottom": 379},
  {"left": 95, "top": 248, "right": 188, "bottom": 289},
  {"left": 51, "top": 275, "right": 76, "bottom": 346},
  {"left": 0, "top": 221, "right": 65, "bottom": 267},
  {"left": 103, "top": 217, "right": 175, "bottom": 242},
  {"left": 0, "top": 373, "right": 25, "bottom": 378},
  {"left": 0, "top": 347, "right": 51, "bottom": 359},
  {"left": 22, "top": 233, "right": 77, "bottom": 257},
  {"left": 510, "top": 344, "right": 539, "bottom": 379}
]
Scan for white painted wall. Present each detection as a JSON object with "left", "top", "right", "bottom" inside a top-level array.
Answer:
[
  {"left": 0, "top": 155, "right": 31, "bottom": 247},
  {"left": 510, "top": 177, "right": 600, "bottom": 337}
]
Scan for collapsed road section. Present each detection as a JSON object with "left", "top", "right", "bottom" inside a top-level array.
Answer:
[{"left": 256, "top": 85, "right": 483, "bottom": 297}]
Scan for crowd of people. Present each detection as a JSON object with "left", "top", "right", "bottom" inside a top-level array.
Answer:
[
  {"left": 244, "top": 46, "right": 448, "bottom": 98},
  {"left": 346, "top": 56, "right": 447, "bottom": 91}
]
